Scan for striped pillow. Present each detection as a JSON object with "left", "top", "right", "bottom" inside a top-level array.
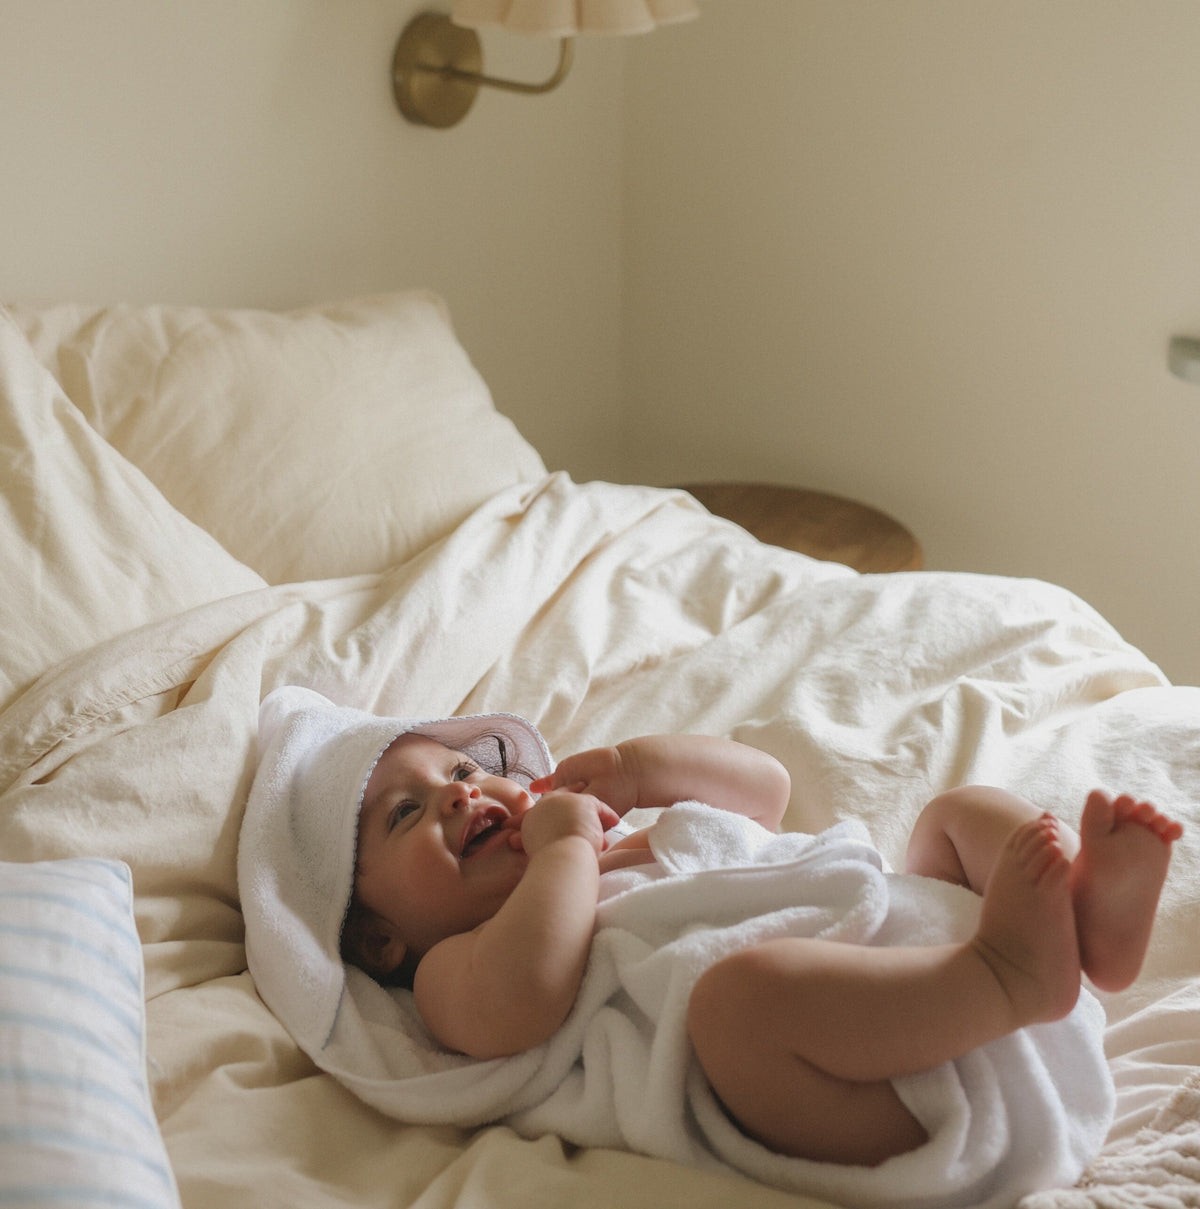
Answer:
[{"left": 0, "top": 858, "right": 180, "bottom": 1208}]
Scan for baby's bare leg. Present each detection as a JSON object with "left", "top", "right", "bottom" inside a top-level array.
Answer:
[
  {"left": 688, "top": 942, "right": 932, "bottom": 1165},
  {"left": 905, "top": 785, "right": 1079, "bottom": 892},
  {"left": 688, "top": 817, "right": 1079, "bottom": 1166},
  {"left": 1071, "top": 790, "right": 1182, "bottom": 992},
  {"left": 907, "top": 784, "right": 1180, "bottom": 994},
  {"left": 972, "top": 813, "right": 1081, "bottom": 1022}
]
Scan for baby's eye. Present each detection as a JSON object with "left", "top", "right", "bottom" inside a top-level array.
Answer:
[
  {"left": 453, "top": 762, "right": 478, "bottom": 782},
  {"left": 388, "top": 801, "right": 420, "bottom": 831}
]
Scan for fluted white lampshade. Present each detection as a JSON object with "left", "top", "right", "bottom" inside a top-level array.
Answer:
[
  {"left": 393, "top": 0, "right": 696, "bottom": 127},
  {"left": 451, "top": 0, "right": 699, "bottom": 37}
]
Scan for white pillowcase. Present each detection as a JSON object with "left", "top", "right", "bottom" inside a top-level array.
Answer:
[
  {"left": 0, "top": 858, "right": 181, "bottom": 1209},
  {"left": 10, "top": 292, "right": 547, "bottom": 584},
  {"left": 0, "top": 308, "right": 265, "bottom": 710}
]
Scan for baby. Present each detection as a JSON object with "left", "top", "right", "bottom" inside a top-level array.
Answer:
[{"left": 340, "top": 725, "right": 1181, "bottom": 1168}]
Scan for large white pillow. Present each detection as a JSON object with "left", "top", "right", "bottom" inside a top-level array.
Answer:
[
  {"left": 0, "top": 309, "right": 265, "bottom": 710},
  {"left": 10, "top": 292, "right": 547, "bottom": 584},
  {"left": 0, "top": 857, "right": 181, "bottom": 1209}
]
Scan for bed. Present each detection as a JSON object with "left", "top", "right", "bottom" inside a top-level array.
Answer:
[{"left": 1, "top": 290, "right": 1197, "bottom": 1209}]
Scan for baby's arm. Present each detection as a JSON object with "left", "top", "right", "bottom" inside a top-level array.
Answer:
[
  {"left": 532, "top": 734, "right": 790, "bottom": 831},
  {"left": 413, "top": 791, "right": 611, "bottom": 1060}
]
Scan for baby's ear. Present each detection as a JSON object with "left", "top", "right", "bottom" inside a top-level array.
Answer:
[{"left": 341, "top": 903, "right": 407, "bottom": 981}]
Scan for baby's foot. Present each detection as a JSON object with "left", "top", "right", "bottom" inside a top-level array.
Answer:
[
  {"left": 1071, "top": 790, "right": 1182, "bottom": 993},
  {"left": 973, "top": 814, "right": 1081, "bottom": 1027}
]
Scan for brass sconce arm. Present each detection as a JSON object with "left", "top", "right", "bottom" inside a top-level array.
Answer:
[
  {"left": 393, "top": 13, "right": 574, "bottom": 128},
  {"left": 444, "top": 37, "right": 573, "bottom": 95}
]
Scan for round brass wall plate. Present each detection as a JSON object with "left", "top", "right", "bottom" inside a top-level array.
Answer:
[{"left": 392, "top": 13, "right": 482, "bottom": 128}]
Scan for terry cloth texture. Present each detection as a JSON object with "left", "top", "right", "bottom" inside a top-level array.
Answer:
[{"left": 238, "top": 686, "right": 552, "bottom": 1052}]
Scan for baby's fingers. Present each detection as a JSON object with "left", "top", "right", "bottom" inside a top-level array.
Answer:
[
  {"left": 596, "top": 802, "right": 621, "bottom": 831},
  {"left": 530, "top": 773, "right": 587, "bottom": 796}
]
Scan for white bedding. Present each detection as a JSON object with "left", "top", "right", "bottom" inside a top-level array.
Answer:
[{"left": 1, "top": 296, "right": 1197, "bottom": 1209}]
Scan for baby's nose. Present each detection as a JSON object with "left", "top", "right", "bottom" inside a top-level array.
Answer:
[{"left": 440, "top": 781, "right": 479, "bottom": 813}]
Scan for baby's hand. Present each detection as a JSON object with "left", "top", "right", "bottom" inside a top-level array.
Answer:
[
  {"left": 508, "top": 791, "right": 619, "bottom": 859},
  {"left": 530, "top": 746, "right": 639, "bottom": 816}
]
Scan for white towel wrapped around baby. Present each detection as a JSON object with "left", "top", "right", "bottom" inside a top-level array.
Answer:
[{"left": 308, "top": 802, "right": 1112, "bottom": 1209}]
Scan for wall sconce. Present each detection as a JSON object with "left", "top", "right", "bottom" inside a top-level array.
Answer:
[{"left": 392, "top": 1, "right": 698, "bottom": 129}]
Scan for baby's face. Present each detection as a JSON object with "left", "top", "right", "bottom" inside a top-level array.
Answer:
[{"left": 353, "top": 733, "right": 535, "bottom": 963}]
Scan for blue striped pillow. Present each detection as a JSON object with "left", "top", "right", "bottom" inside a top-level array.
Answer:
[{"left": 0, "top": 858, "right": 180, "bottom": 1208}]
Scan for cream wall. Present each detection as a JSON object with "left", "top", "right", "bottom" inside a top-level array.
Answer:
[
  {"left": 622, "top": 0, "right": 1200, "bottom": 685},
  {"left": 3, "top": 1, "right": 1198, "bottom": 684},
  {"left": 0, "top": 0, "right": 627, "bottom": 479}
]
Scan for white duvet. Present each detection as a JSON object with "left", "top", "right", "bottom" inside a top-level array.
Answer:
[{"left": 3, "top": 471, "right": 1199, "bottom": 1209}]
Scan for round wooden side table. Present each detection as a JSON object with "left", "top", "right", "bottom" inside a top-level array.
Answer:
[{"left": 677, "top": 482, "right": 923, "bottom": 574}]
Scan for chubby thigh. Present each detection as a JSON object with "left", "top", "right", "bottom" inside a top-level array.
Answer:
[{"left": 686, "top": 939, "right": 930, "bottom": 1168}]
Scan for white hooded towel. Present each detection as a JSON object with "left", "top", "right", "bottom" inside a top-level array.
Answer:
[{"left": 237, "top": 687, "right": 1114, "bottom": 1209}]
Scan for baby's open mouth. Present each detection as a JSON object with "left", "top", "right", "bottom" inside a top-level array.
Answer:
[{"left": 460, "top": 808, "right": 507, "bottom": 859}]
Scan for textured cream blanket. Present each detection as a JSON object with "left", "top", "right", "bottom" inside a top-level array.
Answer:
[
  {"left": 1021, "top": 1073, "right": 1200, "bottom": 1209},
  {"left": 2, "top": 472, "right": 1198, "bottom": 1209}
]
